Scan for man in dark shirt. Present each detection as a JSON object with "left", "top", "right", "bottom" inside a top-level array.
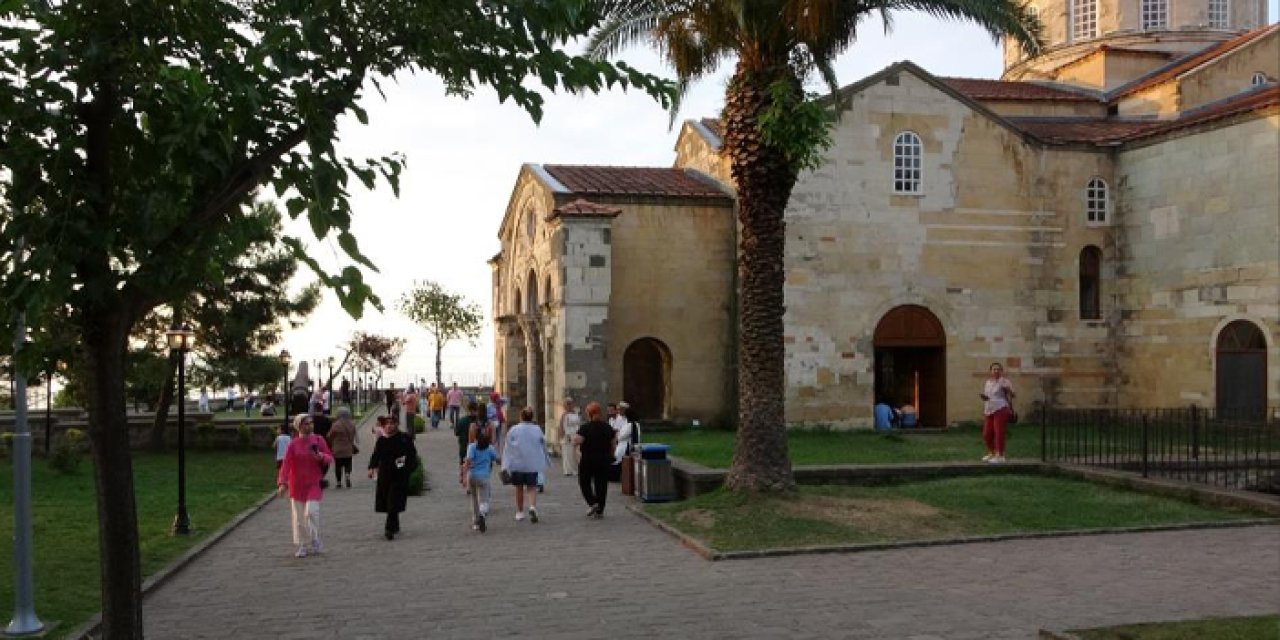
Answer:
[
  {"left": 573, "top": 401, "right": 617, "bottom": 519},
  {"left": 310, "top": 403, "right": 333, "bottom": 440}
]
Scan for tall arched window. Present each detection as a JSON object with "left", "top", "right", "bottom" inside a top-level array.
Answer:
[
  {"left": 1208, "top": 0, "right": 1230, "bottom": 28},
  {"left": 1086, "top": 177, "right": 1108, "bottom": 223},
  {"left": 893, "top": 132, "right": 922, "bottom": 194},
  {"left": 1141, "top": 0, "right": 1167, "bottom": 29},
  {"left": 1072, "top": 0, "right": 1097, "bottom": 40},
  {"left": 1079, "top": 246, "right": 1102, "bottom": 320}
]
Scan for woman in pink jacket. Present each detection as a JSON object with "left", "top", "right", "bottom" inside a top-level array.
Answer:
[{"left": 277, "top": 413, "right": 333, "bottom": 558}]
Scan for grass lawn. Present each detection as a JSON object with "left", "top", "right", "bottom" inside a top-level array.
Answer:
[
  {"left": 644, "top": 474, "right": 1264, "bottom": 552},
  {"left": 1070, "top": 614, "right": 1279, "bottom": 639},
  {"left": 654, "top": 424, "right": 1041, "bottom": 468},
  {"left": 0, "top": 450, "right": 277, "bottom": 638}
]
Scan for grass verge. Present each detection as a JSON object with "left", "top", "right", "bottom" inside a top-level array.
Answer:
[
  {"left": 1069, "top": 614, "right": 1279, "bottom": 639},
  {"left": 655, "top": 424, "right": 1040, "bottom": 468},
  {"left": 0, "top": 450, "right": 276, "bottom": 638},
  {"left": 643, "top": 474, "right": 1264, "bottom": 552}
]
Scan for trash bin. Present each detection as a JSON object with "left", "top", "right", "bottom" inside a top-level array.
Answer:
[{"left": 636, "top": 444, "right": 675, "bottom": 503}]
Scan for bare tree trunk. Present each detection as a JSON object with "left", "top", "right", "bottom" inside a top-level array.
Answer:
[
  {"left": 723, "top": 63, "right": 798, "bottom": 492},
  {"left": 82, "top": 307, "right": 144, "bottom": 638},
  {"left": 435, "top": 341, "right": 443, "bottom": 389},
  {"left": 147, "top": 354, "right": 178, "bottom": 452}
]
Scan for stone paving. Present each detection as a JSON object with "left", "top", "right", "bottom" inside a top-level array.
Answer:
[{"left": 141, "top": 411, "right": 1280, "bottom": 639}]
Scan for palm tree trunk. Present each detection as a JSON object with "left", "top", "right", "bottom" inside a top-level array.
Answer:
[{"left": 723, "top": 63, "right": 799, "bottom": 492}]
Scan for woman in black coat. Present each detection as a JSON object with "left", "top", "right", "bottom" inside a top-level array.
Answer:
[{"left": 367, "top": 416, "right": 418, "bottom": 540}]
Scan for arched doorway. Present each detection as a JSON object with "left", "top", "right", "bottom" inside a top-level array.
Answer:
[
  {"left": 874, "top": 306, "right": 946, "bottom": 427},
  {"left": 623, "top": 338, "right": 671, "bottom": 420},
  {"left": 1216, "top": 320, "right": 1267, "bottom": 420}
]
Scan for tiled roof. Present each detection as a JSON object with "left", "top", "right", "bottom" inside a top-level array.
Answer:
[
  {"left": 699, "top": 118, "right": 723, "bottom": 138},
  {"left": 541, "top": 165, "right": 730, "bottom": 200},
  {"left": 1112, "top": 25, "right": 1279, "bottom": 98},
  {"left": 545, "top": 198, "right": 622, "bottom": 221},
  {"left": 1010, "top": 85, "right": 1279, "bottom": 144},
  {"left": 942, "top": 77, "right": 1101, "bottom": 102}
]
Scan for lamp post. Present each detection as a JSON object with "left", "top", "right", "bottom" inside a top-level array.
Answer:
[
  {"left": 44, "top": 366, "right": 53, "bottom": 456},
  {"left": 165, "top": 322, "right": 195, "bottom": 536},
  {"left": 280, "top": 350, "right": 292, "bottom": 433}
]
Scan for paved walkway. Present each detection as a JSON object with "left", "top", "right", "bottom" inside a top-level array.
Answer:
[{"left": 142, "top": 413, "right": 1279, "bottom": 639}]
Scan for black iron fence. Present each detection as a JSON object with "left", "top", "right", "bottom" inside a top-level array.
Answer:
[{"left": 1040, "top": 406, "right": 1280, "bottom": 494}]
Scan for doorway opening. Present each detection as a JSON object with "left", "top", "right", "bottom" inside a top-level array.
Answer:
[{"left": 874, "top": 305, "right": 946, "bottom": 427}]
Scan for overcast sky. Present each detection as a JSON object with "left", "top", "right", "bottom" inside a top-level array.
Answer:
[{"left": 275, "top": 8, "right": 1280, "bottom": 390}]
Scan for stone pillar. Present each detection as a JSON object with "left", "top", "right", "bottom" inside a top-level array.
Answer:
[
  {"left": 560, "top": 218, "right": 615, "bottom": 405},
  {"left": 518, "top": 314, "right": 545, "bottom": 425}
]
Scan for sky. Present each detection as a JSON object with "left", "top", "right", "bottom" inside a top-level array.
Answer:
[{"left": 276, "top": 6, "right": 1280, "bottom": 390}]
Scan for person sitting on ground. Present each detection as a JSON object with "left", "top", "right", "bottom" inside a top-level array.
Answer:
[
  {"left": 899, "top": 403, "right": 918, "bottom": 428},
  {"left": 873, "top": 397, "right": 895, "bottom": 431}
]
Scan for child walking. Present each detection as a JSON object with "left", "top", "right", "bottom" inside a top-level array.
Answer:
[
  {"left": 273, "top": 423, "right": 292, "bottom": 470},
  {"left": 462, "top": 430, "right": 498, "bottom": 533}
]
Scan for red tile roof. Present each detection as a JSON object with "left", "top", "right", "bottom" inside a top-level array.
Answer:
[
  {"left": 1010, "top": 85, "right": 1279, "bottom": 144},
  {"left": 541, "top": 165, "right": 730, "bottom": 200},
  {"left": 942, "top": 77, "right": 1101, "bottom": 102},
  {"left": 545, "top": 198, "right": 622, "bottom": 221},
  {"left": 1112, "top": 25, "right": 1279, "bottom": 98}
]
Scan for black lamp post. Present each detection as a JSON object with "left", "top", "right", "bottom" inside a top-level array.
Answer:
[
  {"left": 280, "top": 349, "right": 292, "bottom": 432},
  {"left": 165, "top": 322, "right": 195, "bottom": 535},
  {"left": 44, "top": 366, "right": 53, "bottom": 455}
]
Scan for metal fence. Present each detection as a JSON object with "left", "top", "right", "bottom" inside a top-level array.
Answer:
[{"left": 1040, "top": 406, "right": 1280, "bottom": 494}]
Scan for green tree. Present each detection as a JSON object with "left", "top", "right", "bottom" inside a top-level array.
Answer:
[
  {"left": 588, "top": 0, "right": 1040, "bottom": 491},
  {"left": 342, "top": 331, "right": 407, "bottom": 392},
  {"left": 398, "top": 281, "right": 484, "bottom": 389},
  {"left": 0, "top": 2, "right": 669, "bottom": 637}
]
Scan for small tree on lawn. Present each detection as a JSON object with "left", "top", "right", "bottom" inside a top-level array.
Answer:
[{"left": 398, "top": 281, "right": 483, "bottom": 389}]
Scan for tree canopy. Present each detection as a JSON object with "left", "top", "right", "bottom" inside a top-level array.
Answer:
[{"left": 0, "top": 1, "right": 671, "bottom": 637}]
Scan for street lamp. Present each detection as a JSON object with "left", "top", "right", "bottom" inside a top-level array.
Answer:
[
  {"left": 326, "top": 357, "right": 334, "bottom": 414},
  {"left": 165, "top": 322, "right": 196, "bottom": 536},
  {"left": 280, "top": 350, "right": 292, "bottom": 434}
]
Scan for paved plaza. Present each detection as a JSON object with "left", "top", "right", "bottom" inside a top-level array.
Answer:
[{"left": 141, "top": 411, "right": 1280, "bottom": 639}]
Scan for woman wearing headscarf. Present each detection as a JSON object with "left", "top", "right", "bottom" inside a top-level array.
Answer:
[
  {"left": 277, "top": 413, "right": 333, "bottom": 558},
  {"left": 367, "top": 415, "right": 419, "bottom": 540}
]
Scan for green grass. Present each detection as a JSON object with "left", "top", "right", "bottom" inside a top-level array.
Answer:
[
  {"left": 1070, "top": 615, "right": 1279, "bottom": 639},
  {"left": 0, "top": 450, "right": 276, "bottom": 638},
  {"left": 656, "top": 424, "right": 1042, "bottom": 468},
  {"left": 644, "top": 474, "right": 1264, "bottom": 552}
]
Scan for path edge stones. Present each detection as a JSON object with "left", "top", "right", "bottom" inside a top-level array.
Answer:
[{"left": 627, "top": 499, "right": 1278, "bottom": 562}]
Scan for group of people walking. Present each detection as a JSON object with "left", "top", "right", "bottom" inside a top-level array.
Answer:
[{"left": 274, "top": 388, "right": 645, "bottom": 555}]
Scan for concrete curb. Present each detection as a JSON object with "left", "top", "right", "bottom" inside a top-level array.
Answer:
[
  {"left": 67, "top": 490, "right": 278, "bottom": 640},
  {"left": 628, "top": 500, "right": 1278, "bottom": 562},
  {"left": 68, "top": 408, "right": 387, "bottom": 640}
]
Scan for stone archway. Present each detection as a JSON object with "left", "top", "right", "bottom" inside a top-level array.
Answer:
[
  {"left": 1216, "top": 320, "right": 1267, "bottom": 420},
  {"left": 623, "top": 338, "right": 671, "bottom": 420},
  {"left": 874, "top": 305, "right": 946, "bottom": 427}
]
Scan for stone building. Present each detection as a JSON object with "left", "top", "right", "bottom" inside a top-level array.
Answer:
[{"left": 492, "top": 4, "right": 1278, "bottom": 429}]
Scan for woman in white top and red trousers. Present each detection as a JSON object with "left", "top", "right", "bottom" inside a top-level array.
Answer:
[{"left": 980, "top": 362, "right": 1015, "bottom": 464}]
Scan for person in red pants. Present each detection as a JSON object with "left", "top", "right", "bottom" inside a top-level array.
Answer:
[{"left": 980, "top": 362, "right": 1016, "bottom": 464}]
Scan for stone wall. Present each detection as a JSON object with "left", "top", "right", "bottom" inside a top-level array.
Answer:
[
  {"left": 781, "top": 68, "right": 1118, "bottom": 427},
  {"left": 605, "top": 200, "right": 736, "bottom": 423},
  {"left": 1113, "top": 113, "right": 1280, "bottom": 408},
  {"left": 1177, "top": 31, "right": 1279, "bottom": 112},
  {"left": 0, "top": 411, "right": 285, "bottom": 453}
]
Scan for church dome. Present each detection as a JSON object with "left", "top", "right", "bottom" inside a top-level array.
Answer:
[{"left": 1002, "top": 0, "right": 1270, "bottom": 83}]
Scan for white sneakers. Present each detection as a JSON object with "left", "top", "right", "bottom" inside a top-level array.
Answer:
[
  {"left": 987, "top": 455, "right": 1006, "bottom": 464},
  {"left": 982, "top": 453, "right": 994, "bottom": 462},
  {"left": 514, "top": 512, "right": 525, "bottom": 521},
  {"left": 295, "top": 546, "right": 308, "bottom": 558}
]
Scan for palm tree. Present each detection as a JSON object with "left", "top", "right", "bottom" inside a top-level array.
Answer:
[{"left": 588, "top": 0, "right": 1040, "bottom": 491}]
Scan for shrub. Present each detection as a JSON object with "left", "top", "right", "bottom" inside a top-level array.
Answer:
[
  {"left": 407, "top": 455, "right": 426, "bottom": 495},
  {"left": 412, "top": 415, "right": 426, "bottom": 433},
  {"left": 1, "top": 432, "right": 13, "bottom": 458},
  {"left": 48, "top": 428, "right": 85, "bottom": 474},
  {"left": 236, "top": 423, "right": 251, "bottom": 450},
  {"left": 195, "top": 422, "right": 217, "bottom": 450}
]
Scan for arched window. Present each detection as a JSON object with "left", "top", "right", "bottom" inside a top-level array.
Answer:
[
  {"left": 1208, "top": 0, "right": 1230, "bottom": 28},
  {"left": 1141, "top": 0, "right": 1167, "bottom": 29},
  {"left": 525, "top": 271, "right": 539, "bottom": 312},
  {"left": 1079, "top": 246, "right": 1102, "bottom": 320},
  {"left": 1086, "top": 177, "right": 1108, "bottom": 223},
  {"left": 1072, "top": 0, "right": 1097, "bottom": 40},
  {"left": 893, "top": 132, "right": 922, "bottom": 194},
  {"left": 1216, "top": 320, "right": 1267, "bottom": 419},
  {"left": 524, "top": 206, "right": 537, "bottom": 241},
  {"left": 514, "top": 287, "right": 523, "bottom": 314},
  {"left": 1251, "top": 72, "right": 1269, "bottom": 87},
  {"left": 543, "top": 275, "right": 553, "bottom": 307}
]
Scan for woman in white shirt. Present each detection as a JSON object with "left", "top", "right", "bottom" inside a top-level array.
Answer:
[
  {"left": 980, "top": 362, "right": 1016, "bottom": 464},
  {"left": 559, "top": 398, "right": 581, "bottom": 476}
]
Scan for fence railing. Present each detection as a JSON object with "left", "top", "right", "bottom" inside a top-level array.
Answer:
[{"left": 1040, "top": 406, "right": 1280, "bottom": 494}]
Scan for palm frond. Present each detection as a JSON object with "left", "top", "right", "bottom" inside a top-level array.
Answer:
[
  {"left": 585, "top": 5, "right": 664, "bottom": 61},
  {"left": 886, "top": 0, "right": 1043, "bottom": 57}
]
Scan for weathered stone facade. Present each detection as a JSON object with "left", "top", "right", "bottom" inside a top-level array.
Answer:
[{"left": 494, "top": 19, "right": 1278, "bottom": 429}]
